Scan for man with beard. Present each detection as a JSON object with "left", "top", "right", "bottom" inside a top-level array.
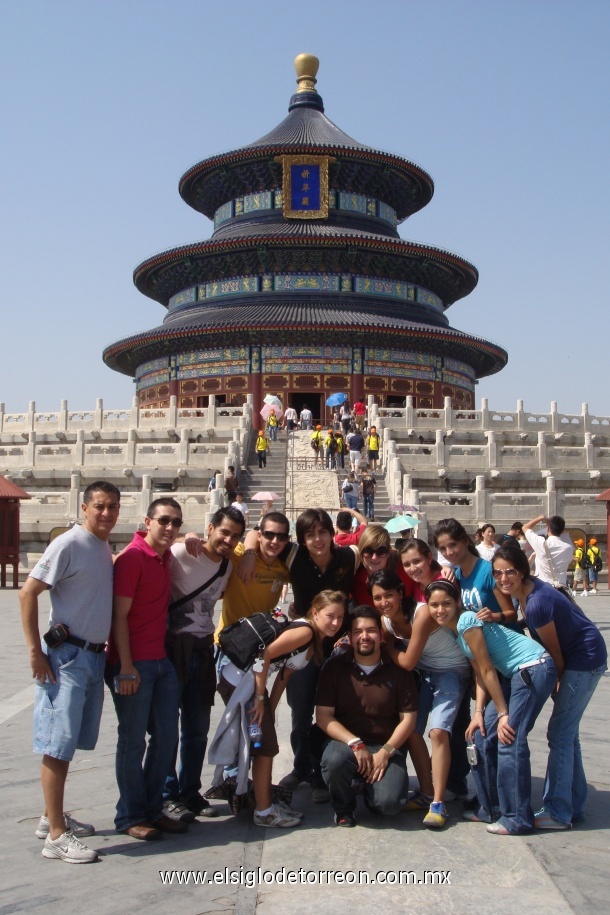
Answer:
[
  {"left": 315, "top": 605, "right": 418, "bottom": 827},
  {"left": 163, "top": 507, "right": 245, "bottom": 822}
]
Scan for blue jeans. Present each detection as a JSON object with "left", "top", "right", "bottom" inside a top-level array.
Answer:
[
  {"left": 363, "top": 493, "right": 374, "bottom": 518},
  {"left": 321, "top": 739, "right": 407, "bottom": 816},
  {"left": 542, "top": 664, "right": 606, "bottom": 824},
  {"left": 344, "top": 493, "right": 358, "bottom": 510},
  {"left": 325, "top": 450, "right": 336, "bottom": 470},
  {"left": 447, "top": 685, "right": 472, "bottom": 796},
  {"left": 286, "top": 657, "right": 320, "bottom": 779},
  {"left": 107, "top": 658, "right": 180, "bottom": 831},
  {"left": 164, "top": 645, "right": 215, "bottom": 803},
  {"left": 472, "top": 658, "right": 557, "bottom": 833},
  {"left": 268, "top": 425, "right": 277, "bottom": 441}
]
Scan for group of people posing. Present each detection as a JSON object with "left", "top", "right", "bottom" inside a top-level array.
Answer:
[{"left": 20, "top": 485, "right": 606, "bottom": 862}]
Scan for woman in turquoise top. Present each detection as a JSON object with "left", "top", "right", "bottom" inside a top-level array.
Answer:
[
  {"left": 433, "top": 518, "right": 515, "bottom": 624},
  {"left": 425, "top": 579, "right": 557, "bottom": 835}
]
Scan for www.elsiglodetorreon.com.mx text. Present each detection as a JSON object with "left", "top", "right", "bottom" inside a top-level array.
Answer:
[{"left": 159, "top": 867, "right": 452, "bottom": 887}]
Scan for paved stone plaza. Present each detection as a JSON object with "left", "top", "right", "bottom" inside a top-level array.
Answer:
[{"left": 1, "top": 587, "right": 608, "bottom": 914}]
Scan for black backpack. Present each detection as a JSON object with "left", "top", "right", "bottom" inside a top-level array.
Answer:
[{"left": 218, "top": 612, "right": 288, "bottom": 671}]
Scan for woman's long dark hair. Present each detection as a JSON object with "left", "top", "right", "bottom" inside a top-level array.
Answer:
[
  {"left": 367, "top": 569, "right": 417, "bottom": 622},
  {"left": 433, "top": 518, "right": 479, "bottom": 558},
  {"left": 493, "top": 543, "right": 532, "bottom": 580}
]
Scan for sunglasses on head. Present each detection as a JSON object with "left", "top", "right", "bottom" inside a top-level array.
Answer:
[
  {"left": 361, "top": 546, "right": 389, "bottom": 558},
  {"left": 152, "top": 515, "right": 183, "bottom": 529},
  {"left": 260, "top": 530, "right": 289, "bottom": 542}
]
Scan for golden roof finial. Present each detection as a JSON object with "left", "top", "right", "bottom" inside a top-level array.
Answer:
[{"left": 294, "top": 54, "right": 319, "bottom": 93}]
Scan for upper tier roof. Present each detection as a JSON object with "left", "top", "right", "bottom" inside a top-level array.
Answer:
[{"left": 179, "top": 55, "right": 434, "bottom": 222}]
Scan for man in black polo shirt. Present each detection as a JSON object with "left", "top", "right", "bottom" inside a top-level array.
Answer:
[
  {"left": 282, "top": 509, "right": 356, "bottom": 797},
  {"left": 316, "top": 605, "right": 417, "bottom": 827},
  {"left": 237, "top": 509, "right": 356, "bottom": 799}
]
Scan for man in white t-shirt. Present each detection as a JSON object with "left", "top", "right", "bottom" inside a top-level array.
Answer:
[
  {"left": 300, "top": 405, "right": 313, "bottom": 430},
  {"left": 231, "top": 493, "right": 249, "bottom": 528},
  {"left": 284, "top": 406, "right": 298, "bottom": 430},
  {"left": 523, "top": 514, "right": 574, "bottom": 585},
  {"left": 163, "top": 506, "right": 244, "bottom": 820}
]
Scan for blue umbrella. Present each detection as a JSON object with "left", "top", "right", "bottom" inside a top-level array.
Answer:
[{"left": 326, "top": 392, "right": 347, "bottom": 407}]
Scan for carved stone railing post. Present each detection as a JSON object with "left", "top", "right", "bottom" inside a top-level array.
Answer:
[
  {"left": 405, "top": 396, "right": 414, "bottom": 429},
  {"left": 480, "top": 397, "right": 489, "bottom": 431},
  {"left": 59, "top": 400, "right": 68, "bottom": 432},
  {"left": 68, "top": 472, "right": 80, "bottom": 519},
  {"left": 94, "top": 398, "right": 103, "bottom": 431},
  {"left": 443, "top": 396, "right": 453, "bottom": 431},
  {"left": 550, "top": 401, "right": 559, "bottom": 435},
  {"left": 537, "top": 432, "right": 547, "bottom": 469},
  {"left": 141, "top": 474, "right": 152, "bottom": 514},
  {"left": 474, "top": 475, "right": 486, "bottom": 520},
  {"left": 486, "top": 430, "right": 497, "bottom": 469},
  {"left": 168, "top": 396, "right": 178, "bottom": 428}
]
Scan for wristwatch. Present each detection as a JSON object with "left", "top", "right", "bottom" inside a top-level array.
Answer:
[{"left": 382, "top": 743, "right": 396, "bottom": 757}]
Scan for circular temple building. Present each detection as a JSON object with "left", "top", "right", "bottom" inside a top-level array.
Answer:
[{"left": 103, "top": 55, "right": 507, "bottom": 416}]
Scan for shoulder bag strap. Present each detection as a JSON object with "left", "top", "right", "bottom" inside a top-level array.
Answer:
[{"left": 168, "top": 556, "right": 229, "bottom": 612}]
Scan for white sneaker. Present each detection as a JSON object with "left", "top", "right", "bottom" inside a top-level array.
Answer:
[
  {"left": 36, "top": 814, "right": 95, "bottom": 839},
  {"left": 42, "top": 831, "right": 97, "bottom": 863},
  {"left": 582, "top": 591, "right": 588, "bottom": 597},
  {"left": 253, "top": 804, "right": 301, "bottom": 828},
  {"left": 275, "top": 800, "right": 304, "bottom": 820}
]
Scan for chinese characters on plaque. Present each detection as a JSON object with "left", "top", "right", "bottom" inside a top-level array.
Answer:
[{"left": 277, "top": 155, "right": 333, "bottom": 219}]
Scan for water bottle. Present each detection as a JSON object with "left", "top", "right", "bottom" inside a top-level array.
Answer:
[{"left": 246, "top": 698, "right": 263, "bottom": 749}]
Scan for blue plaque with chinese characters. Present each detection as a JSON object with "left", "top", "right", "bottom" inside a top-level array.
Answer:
[
  {"left": 277, "top": 155, "right": 333, "bottom": 218},
  {"left": 290, "top": 164, "right": 321, "bottom": 212}
]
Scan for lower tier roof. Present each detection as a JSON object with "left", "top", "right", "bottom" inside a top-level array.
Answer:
[{"left": 103, "top": 301, "right": 507, "bottom": 379}]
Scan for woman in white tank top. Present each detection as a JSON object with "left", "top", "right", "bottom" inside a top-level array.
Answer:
[
  {"left": 369, "top": 564, "right": 470, "bottom": 830},
  {"left": 248, "top": 591, "right": 347, "bottom": 825}
]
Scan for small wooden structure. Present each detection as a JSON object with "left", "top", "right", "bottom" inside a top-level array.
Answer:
[{"left": 0, "top": 476, "right": 31, "bottom": 588}]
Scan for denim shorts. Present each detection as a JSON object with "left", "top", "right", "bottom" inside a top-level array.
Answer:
[
  {"left": 33, "top": 641, "right": 105, "bottom": 761},
  {"left": 415, "top": 668, "right": 470, "bottom": 736}
]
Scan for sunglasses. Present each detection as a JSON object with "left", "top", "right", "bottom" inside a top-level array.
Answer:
[
  {"left": 492, "top": 568, "right": 519, "bottom": 580},
  {"left": 260, "top": 530, "right": 289, "bottom": 542},
  {"left": 361, "top": 546, "right": 389, "bottom": 558},
  {"left": 152, "top": 515, "right": 183, "bottom": 529}
]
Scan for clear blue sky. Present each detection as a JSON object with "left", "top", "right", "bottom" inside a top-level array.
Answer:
[{"left": 1, "top": 1, "right": 609, "bottom": 416}]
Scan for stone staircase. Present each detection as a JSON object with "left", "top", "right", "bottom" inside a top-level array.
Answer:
[
  {"left": 238, "top": 430, "right": 289, "bottom": 527},
  {"left": 238, "top": 429, "right": 396, "bottom": 529}
]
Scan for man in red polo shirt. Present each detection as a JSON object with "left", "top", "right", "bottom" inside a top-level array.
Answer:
[{"left": 106, "top": 498, "right": 186, "bottom": 841}]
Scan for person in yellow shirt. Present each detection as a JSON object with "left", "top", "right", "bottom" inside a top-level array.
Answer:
[
  {"left": 255, "top": 430, "right": 270, "bottom": 468},
  {"left": 365, "top": 426, "right": 381, "bottom": 471},
  {"left": 586, "top": 538, "right": 602, "bottom": 595},
  {"left": 267, "top": 410, "right": 278, "bottom": 442},
  {"left": 213, "top": 512, "right": 297, "bottom": 642},
  {"left": 310, "top": 425, "right": 323, "bottom": 465},
  {"left": 324, "top": 428, "right": 338, "bottom": 470},
  {"left": 573, "top": 539, "right": 589, "bottom": 596}
]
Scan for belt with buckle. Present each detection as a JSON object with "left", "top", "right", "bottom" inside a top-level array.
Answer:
[{"left": 65, "top": 635, "right": 107, "bottom": 654}]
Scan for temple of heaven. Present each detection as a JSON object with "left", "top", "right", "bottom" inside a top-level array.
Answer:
[{"left": 103, "top": 54, "right": 507, "bottom": 416}]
